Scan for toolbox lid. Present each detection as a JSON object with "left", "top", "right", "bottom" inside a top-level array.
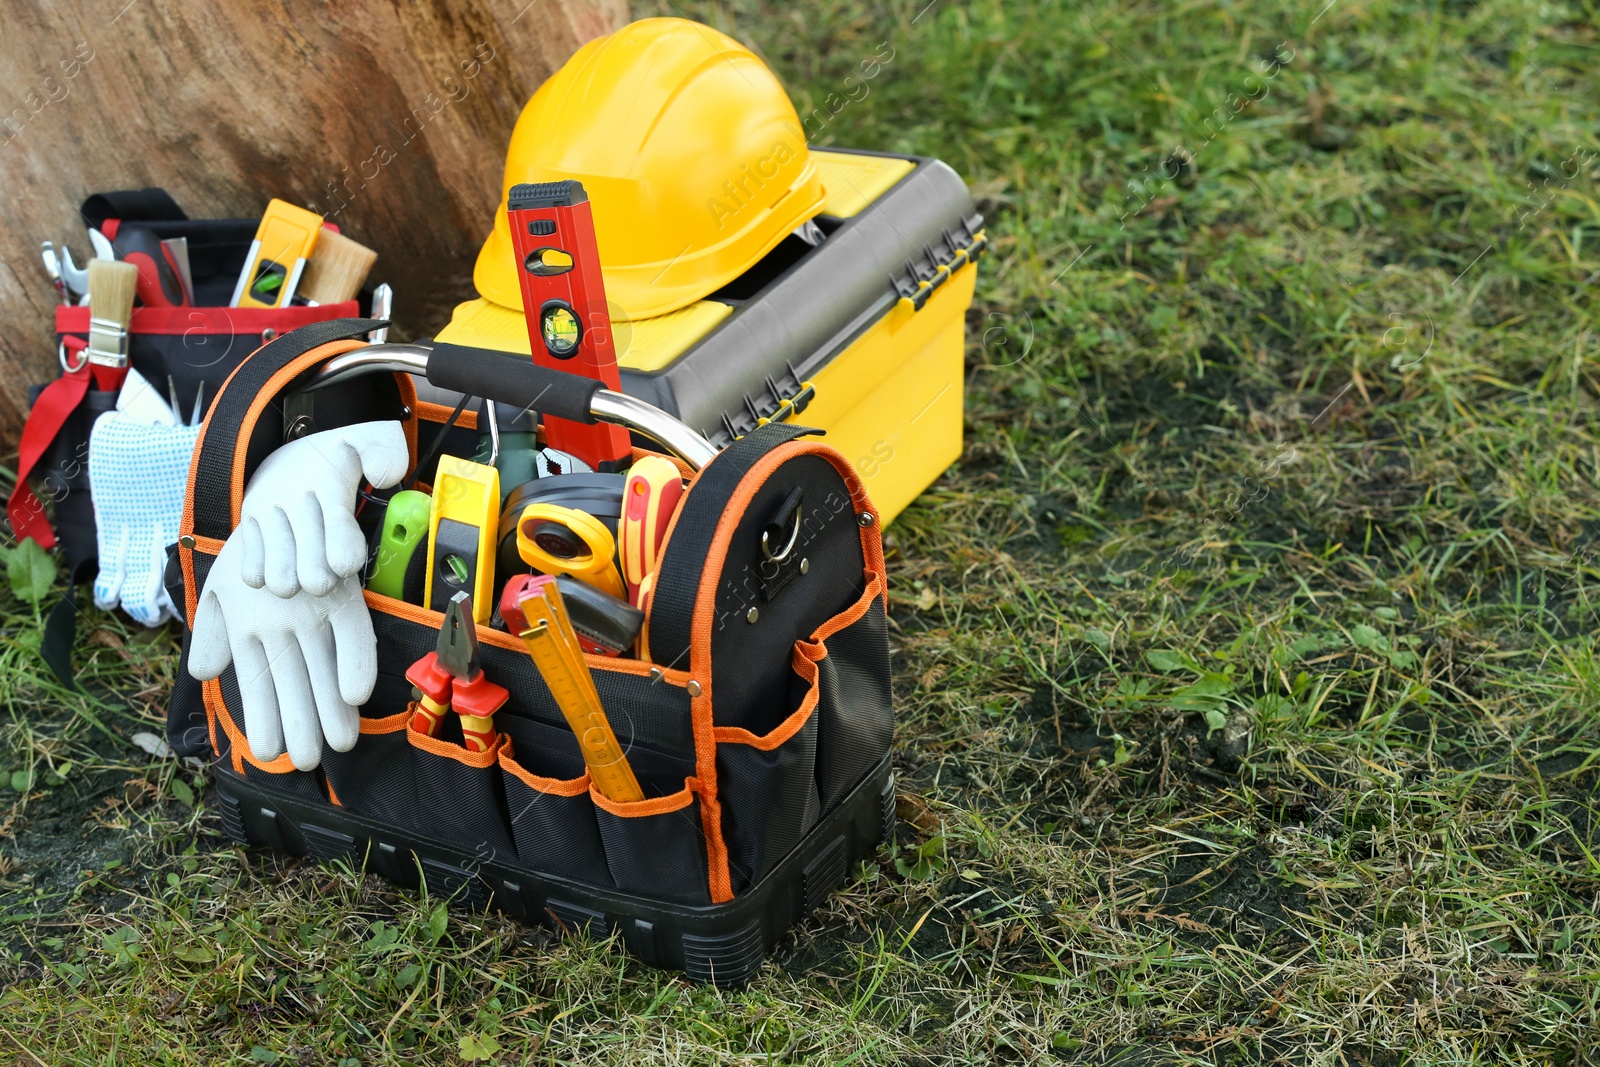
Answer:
[
  {"left": 622, "top": 151, "right": 982, "bottom": 445},
  {"left": 811, "top": 151, "right": 915, "bottom": 217}
]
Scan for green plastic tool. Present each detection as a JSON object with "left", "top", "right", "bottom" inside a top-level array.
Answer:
[{"left": 367, "top": 489, "right": 431, "bottom": 600}]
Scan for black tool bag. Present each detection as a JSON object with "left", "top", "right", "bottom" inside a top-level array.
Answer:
[{"left": 167, "top": 320, "right": 895, "bottom": 984}]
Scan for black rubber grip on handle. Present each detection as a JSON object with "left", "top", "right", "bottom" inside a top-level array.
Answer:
[{"left": 426, "top": 341, "right": 600, "bottom": 424}]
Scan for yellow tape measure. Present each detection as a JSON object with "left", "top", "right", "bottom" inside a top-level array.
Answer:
[
  {"left": 510, "top": 580, "right": 644, "bottom": 803},
  {"left": 515, "top": 503, "right": 626, "bottom": 600}
]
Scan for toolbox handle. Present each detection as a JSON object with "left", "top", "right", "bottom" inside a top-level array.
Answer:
[{"left": 306, "top": 340, "right": 719, "bottom": 471}]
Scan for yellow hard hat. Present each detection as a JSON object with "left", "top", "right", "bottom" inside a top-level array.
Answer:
[{"left": 473, "top": 17, "right": 826, "bottom": 322}]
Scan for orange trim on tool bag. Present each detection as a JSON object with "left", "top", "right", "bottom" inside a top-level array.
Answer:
[
  {"left": 686, "top": 439, "right": 882, "bottom": 903},
  {"left": 202, "top": 678, "right": 222, "bottom": 757},
  {"left": 632, "top": 445, "right": 693, "bottom": 480},
  {"left": 361, "top": 590, "right": 691, "bottom": 685},
  {"left": 360, "top": 709, "right": 412, "bottom": 735},
  {"left": 178, "top": 536, "right": 225, "bottom": 631},
  {"left": 327, "top": 781, "right": 342, "bottom": 806},
  {"left": 418, "top": 400, "right": 479, "bottom": 431},
  {"left": 212, "top": 697, "right": 303, "bottom": 776},
  {"left": 186, "top": 534, "right": 226, "bottom": 555},
  {"left": 589, "top": 777, "right": 698, "bottom": 817},
  {"left": 180, "top": 535, "right": 199, "bottom": 630},
  {"left": 499, "top": 742, "right": 592, "bottom": 796},
  {"left": 793, "top": 637, "right": 826, "bottom": 674},
  {"left": 706, "top": 572, "right": 877, "bottom": 750},
  {"left": 406, "top": 717, "right": 503, "bottom": 768},
  {"left": 712, "top": 685, "right": 818, "bottom": 750},
  {"left": 811, "top": 572, "right": 883, "bottom": 645}
]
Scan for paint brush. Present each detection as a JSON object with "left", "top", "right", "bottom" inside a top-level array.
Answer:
[
  {"left": 297, "top": 229, "right": 377, "bottom": 305},
  {"left": 86, "top": 259, "right": 138, "bottom": 366}
]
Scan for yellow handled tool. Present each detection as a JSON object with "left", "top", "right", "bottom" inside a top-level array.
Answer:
[
  {"left": 505, "top": 576, "right": 644, "bottom": 803},
  {"left": 230, "top": 199, "right": 323, "bottom": 309}
]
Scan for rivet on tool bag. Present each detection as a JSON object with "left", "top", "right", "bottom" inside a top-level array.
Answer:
[{"left": 168, "top": 325, "right": 896, "bottom": 985}]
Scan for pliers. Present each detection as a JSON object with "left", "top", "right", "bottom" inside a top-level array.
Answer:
[{"left": 406, "top": 591, "right": 508, "bottom": 753}]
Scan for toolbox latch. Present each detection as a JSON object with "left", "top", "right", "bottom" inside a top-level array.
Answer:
[
  {"left": 705, "top": 212, "right": 985, "bottom": 449},
  {"left": 712, "top": 360, "right": 818, "bottom": 448},
  {"left": 892, "top": 212, "right": 987, "bottom": 312}
]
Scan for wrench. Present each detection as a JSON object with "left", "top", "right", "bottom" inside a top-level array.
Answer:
[
  {"left": 86, "top": 226, "right": 115, "bottom": 262},
  {"left": 57, "top": 245, "right": 91, "bottom": 301}
]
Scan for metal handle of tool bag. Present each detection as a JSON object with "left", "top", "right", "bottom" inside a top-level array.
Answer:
[{"left": 305, "top": 340, "right": 719, "bottom": 471}]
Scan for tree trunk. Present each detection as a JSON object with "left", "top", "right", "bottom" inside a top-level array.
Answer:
[{"left": 0, "top": 0, "right": 628, "bottom": 442}]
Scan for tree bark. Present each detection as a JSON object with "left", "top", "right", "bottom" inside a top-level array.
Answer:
[{"left": 0, "top": 0, "right": 628, "bottom": 442}]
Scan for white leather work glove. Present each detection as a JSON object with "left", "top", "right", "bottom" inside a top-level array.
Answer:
[
  {"left": 235, "top": 421, "right": 409, "bottom": 599},
  {"left": 187, "top": 531, "right": 374, "bottom": 771},
  {"left": 88, "top": 412, "right": 201, "bottom": 627}
]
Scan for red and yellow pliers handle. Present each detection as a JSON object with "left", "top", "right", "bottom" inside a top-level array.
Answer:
[{"left": 404, "top": 652, "right": 507, "bottom": 753}]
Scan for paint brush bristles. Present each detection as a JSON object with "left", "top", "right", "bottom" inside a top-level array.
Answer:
[{"left": 297, "top": 230, "right": 377, "bottom": 305}]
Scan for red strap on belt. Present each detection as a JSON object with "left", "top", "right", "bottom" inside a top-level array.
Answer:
[{"left": 7, "top": 339, "right": 126, "bottom": 548}]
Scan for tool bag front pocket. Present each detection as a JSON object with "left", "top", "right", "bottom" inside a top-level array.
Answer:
[
  {"left": 496, "top": 714, "right": 611, "bottom": 886},
  {"left": 322, "top": 705, "right": 517, "bottom": 864},
  {"left": 591, "top": 779, "right": 711, "bottom": 906},
  {"left": 809, "top": 574, "right": 893, "bottom": 812},
  {"left": 407, "top": 715, "right": 516, "bottom": 863},
  {"left": 714, "top": 673, "right": 821, "bottom": 894},
  {"left": 322, "top": 710, "right": 416, "bottom": 821},
  {"left": 205, "top": 666, "right": 328, "bottom": 805}
]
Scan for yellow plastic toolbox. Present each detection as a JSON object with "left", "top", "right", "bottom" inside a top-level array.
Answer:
[{"left": 437, "top": 149, "right": 985, "bottom": 524}]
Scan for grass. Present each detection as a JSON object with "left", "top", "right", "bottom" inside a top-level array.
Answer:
[{"left": 3, "top": 0, "right": 1600, "bottom": 1062}]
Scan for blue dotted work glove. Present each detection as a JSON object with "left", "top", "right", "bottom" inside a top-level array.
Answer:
[{"left": 88, "top": 413, "right": 201, "bottom": 627}]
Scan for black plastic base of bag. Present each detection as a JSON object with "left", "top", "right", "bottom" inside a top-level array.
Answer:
[{"left": 210, "top": 754, "right": 895, "bottom": 986}]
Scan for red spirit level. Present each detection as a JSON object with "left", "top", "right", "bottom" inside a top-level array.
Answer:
[{"left": 506, "top": 180, "right": 633, "bottom": 472}]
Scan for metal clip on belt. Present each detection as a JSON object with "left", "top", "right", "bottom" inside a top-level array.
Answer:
[{"left": 86, "top": 313, "right": 129, "bottom": 368}]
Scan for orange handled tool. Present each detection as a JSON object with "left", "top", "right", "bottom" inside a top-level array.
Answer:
[
  {"left": 503, "top": 575, "right": 644, "bottom": 802},
  {"left": 617, "top": 456, "right": 685, "bottom": 605},
  {"left": 406, "top": 653, "right": 454, "bottom": 738},
  {"left": 405, "top": 591, "right": 507, "bottom": 753}
]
